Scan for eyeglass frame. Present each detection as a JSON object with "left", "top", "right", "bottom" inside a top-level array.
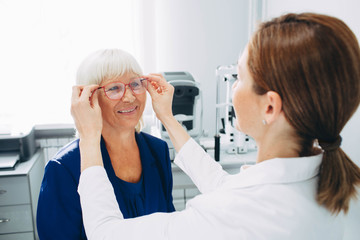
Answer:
[{"left": 93, "top": 77, "right": 148, "bottom": 100}]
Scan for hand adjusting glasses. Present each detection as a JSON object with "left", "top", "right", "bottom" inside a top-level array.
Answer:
[{"left": 93, "top": 77, "right": 148, "bottom": 100}]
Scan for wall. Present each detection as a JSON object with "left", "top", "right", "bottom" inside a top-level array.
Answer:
[{"left": 139, "top": 0, "right": 251, "bottom": 137}]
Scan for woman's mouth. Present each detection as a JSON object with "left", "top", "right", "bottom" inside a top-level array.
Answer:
[{"left": 117, "top": 106, "right": 137, "bottom": 114}]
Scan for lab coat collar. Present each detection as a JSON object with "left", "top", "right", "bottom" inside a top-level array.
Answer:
[{"left": 225, "top": 153, "right": 323, "bottom": 189}]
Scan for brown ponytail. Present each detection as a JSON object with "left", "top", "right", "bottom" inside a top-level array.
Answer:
[
  {"left": 318, "top": 148, "right": 360, "bottom": 213},
  {"left": 248, "top": 13, "right": 360, "bottom": 214}
]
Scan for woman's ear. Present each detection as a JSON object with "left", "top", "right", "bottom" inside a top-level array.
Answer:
[{"left": 263, "top": 91, "right": 282, "bottom": 124}]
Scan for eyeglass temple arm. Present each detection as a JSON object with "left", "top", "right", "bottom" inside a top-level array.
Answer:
[{"left": 89, "top": 86, "right": 103, "bottom": 99}]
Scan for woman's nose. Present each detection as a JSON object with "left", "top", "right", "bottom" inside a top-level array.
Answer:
[{"left": 121, "top": 86, "right": 136, "bottom": 102}]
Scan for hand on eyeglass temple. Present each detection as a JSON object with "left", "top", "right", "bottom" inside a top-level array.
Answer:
[
  {"left": 144, "top": 73, "right": 175, "bottom": 122},
  {"left": 71, "top": 85, "right": 103, "bottom": 141}
]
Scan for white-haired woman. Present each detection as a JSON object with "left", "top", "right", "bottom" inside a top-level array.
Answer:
[{"left": 37, "top": 49, "right": 175, "bottom": 240}]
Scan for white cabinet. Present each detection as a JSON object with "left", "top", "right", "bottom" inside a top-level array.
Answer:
[{"left": 0, "top": 151, "right": 45, "bottom": 240}]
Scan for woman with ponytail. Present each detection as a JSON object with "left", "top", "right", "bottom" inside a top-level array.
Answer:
[
  {"left": 247, "top": 13, "right": 360, "bottom": 214},
  {"left": 71, "top": 13, "right": 360, "bottom": 240}
]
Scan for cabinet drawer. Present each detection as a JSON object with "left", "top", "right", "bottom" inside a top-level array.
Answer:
[
  {"left": 0, "top": 205, "right": 33, "bottom": 234},
  {"left": 173, "top": 199, "right": 186, "bottom": 211},
  {"left": 185, "top": 188, "right": 200, "bottom": 200},
  {"left": 0, "top": 176, "right": 30, "bottom": 206},
  {"left": 172, "top": 189, "right": 185, "bottom": 200},
  {"left": 172, "top": 170, "right": 194, "bottom": 189},
  {"left": 0, "top": 232, "right": 34, "bottom": 240}
]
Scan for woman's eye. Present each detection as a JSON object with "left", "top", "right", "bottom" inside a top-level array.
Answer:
[
  {"left": 130, "top": 81, "right": 140, "bottom": 88},
  {"left": 106, "top": 85, "right": 120, "bottom": 92}
]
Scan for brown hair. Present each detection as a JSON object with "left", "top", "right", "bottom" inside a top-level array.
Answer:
[{"left": 247, "top": 13, "right": 360, "bottom": 214}]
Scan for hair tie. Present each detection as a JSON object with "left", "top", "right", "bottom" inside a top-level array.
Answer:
[{"left": 318, "top": 135, "right": 342, "bottom": 152}]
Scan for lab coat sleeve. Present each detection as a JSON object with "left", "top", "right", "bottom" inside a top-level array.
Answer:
[
  {"left": 174, "top": 138, "right": 230, "bottom": 193},
  {"left": 78, "top": 166, "right": 212, "bottom": 240}
]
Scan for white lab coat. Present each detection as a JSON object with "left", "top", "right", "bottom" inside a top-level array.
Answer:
[{"left": 78, "top": 138, "right": 344, "bottom": 240}]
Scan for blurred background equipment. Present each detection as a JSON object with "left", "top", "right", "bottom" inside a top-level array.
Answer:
[{"left": 214, "top": 64, "right": 256, "bottom": 161}]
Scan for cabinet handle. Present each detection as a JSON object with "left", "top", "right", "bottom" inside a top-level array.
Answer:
[
  {"left": 0, "top": 218, "right": 10, "bottom": 223},
  {"left": 0, "top": 190, "right": 7, "bottom": 194}
]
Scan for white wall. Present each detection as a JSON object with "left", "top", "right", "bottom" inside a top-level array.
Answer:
[
  {"left": 263, "top": 1, "right": 360, "bottom": 239},
  {"left": 142, "top": 0, "right": 250, "bottom": 137}
]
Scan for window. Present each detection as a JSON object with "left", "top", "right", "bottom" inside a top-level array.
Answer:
[{"left": 0, "top": 0, "right": 141, "bottom": 127}]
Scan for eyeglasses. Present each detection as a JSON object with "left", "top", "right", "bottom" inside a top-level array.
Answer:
[{"left": 95, "top": 78, "right": 148, "bottom": 100}]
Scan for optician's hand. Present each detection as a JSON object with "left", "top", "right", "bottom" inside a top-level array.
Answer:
[
  {"left": 145, "top": 73, "right": 190, "bottom": 152},
  {"left": 71, "top": 85, "right": 103, "bottom": 140},
  {"left": 71, "top": 85, "right": 104, "bottom": 171},
  {"left": 144, "top": 73, "right": 175, "bottom": 122}
]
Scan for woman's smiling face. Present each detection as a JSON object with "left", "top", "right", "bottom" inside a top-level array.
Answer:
[{"left": 97, "top": 72, "right": 146, "bottom": 132}]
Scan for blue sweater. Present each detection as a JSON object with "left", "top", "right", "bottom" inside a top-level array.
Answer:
[{"left": 37, "top": 132, "right": 175, "bottom": 239}]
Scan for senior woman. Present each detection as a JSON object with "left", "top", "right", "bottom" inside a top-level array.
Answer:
[{"left": 36, "top": 49, "right": 175, "bottom": 239}]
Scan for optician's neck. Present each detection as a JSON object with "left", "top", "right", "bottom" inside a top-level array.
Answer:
[
  {"left": 256, "top": 140, "right": 300, "bottom": 164},
  {"left": 255, "top": 125, "right": 300, "bottom": 163}
]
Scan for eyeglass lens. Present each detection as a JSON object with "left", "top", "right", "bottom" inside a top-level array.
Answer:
[{"left": 104, "top": 78, "right": 147, "bottom": 100}]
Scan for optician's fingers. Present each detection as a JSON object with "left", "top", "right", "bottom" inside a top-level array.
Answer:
[
  {"left": 146, "top": 78, "right": 161, "bottom": 98},
  {"left": 71, "top": 85, "right": 83, "bottom": 102},
  {"left": 71, "top": 85, "right": 98, "bottom": 101},
  {"left": 79, "top": 85, "right": 100, "bottom": 102},
  {"left": 71, "top": 85, "right": 100, "bottom": 118},
  {"left": 90, "top": 88, "right": 100, "bottom": 108},
  {"left": 143, "top": 74, "right": 173, "bottom": 94},
  {"left": 147, "top": 82, "right": 166, "bottom": 102},
  {"left": 143, "top": 77, "right": 161, "bottom": 94},
  {"left": 71, "top": 85, "right": 102, "bottom": 140}
]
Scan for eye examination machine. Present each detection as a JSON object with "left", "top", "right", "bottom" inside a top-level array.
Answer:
[
  {"left": 160, "top": 72, "right": 203, "bottom": 160},
  {"left": 157, "top": 69, "right": 255, "bottom": 161},
  {"left": 214, "top": 64, "right": 256, "bottom": 161}
]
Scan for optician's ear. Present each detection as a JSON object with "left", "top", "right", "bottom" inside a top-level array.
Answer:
[{"left": 263, "top": 91, "right": 282, "bottom": 124}]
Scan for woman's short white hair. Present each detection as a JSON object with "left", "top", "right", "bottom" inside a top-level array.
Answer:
[{"left": 76, "top": 49, "right": 144, "bottom": 132}]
